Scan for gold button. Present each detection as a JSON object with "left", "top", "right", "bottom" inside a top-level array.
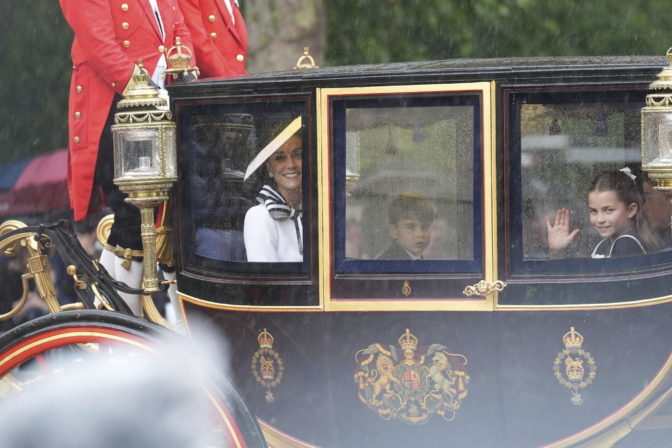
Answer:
[
  {"left": 123, "top": 40, "right": 130, "bottom": 48},
  {"left": 208, "top": 15, "right": 215, "bottom": 22},
  {"left": 210, "top": 32, "right": 217, "bottom": 39},
  {"left": 158, "top": 45, "right": 165, "bottom": 53},
  {"left": 76, "top": 85, "right": 83, "bottom": 93},
  {"left": 111, "top": 82, "right": 116, "bottom": 87},
  {"left": 236, "top": 54, "right": 244, "bottom": 62},
  {"left": 121, "top": 22, "right": 129, "bottom": 30},
  {"left": 121, "top": 3, "right": 128, "bottom": 11},
  {"left": 74, "top": 112, "right": 81, "bottom": 119},
  {"left": 73, "top": 136, "right": 80, "bottom": 144}
]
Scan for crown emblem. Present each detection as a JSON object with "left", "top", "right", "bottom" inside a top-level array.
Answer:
[
  {"left": 565, "top": 357, "right": 585, "bottom": 382},
  {"left": 166, "top": 36, "right": 192, "bottom": 70},
  {"left": 398, "top": 329, "right": 418, "bottom": 351},
  {"left": 165, "top": 36, "right": 200, "bottom": 79},
  {"left": 553, "top": 326, "right": 596, "bottom": 406},
  {"left": 562, "top": 327, "right": 584, "bottom": 350},
  {"left": 251, "top": 328, "right": 284, "bottom": 403},
  {"left": 257, "top": 328, "right": 274, "bottom": 349}
]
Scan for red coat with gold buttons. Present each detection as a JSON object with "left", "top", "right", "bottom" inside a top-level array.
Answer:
[
  {"left": 178, "top": 0, "right": 247, "bottom": 78},
  {"left": 60, "top": 0, "right": 195, "bottom": 221}
]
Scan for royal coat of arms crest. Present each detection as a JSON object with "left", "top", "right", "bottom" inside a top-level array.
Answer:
[{"left": 354, "top": 329, "right": 470, "bottom": 424}]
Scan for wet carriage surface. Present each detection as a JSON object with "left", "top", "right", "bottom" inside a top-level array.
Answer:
[{"left": 170, "top": 56, "right": 672, "bottom": 447}]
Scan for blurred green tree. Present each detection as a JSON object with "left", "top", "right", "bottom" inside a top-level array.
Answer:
[
  {"left": 0, "top": 1, "right": 72, "bottom": 165},
  {"left": 2, "top": 0, "right": 672, "bottom": 166},
  {"left": 325, "top": 0, "right": 672, "bottom": 64}
]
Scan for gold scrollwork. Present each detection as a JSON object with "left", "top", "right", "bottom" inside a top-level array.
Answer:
[
  {"left": 0, "top": 224, "right": 61, "bottom": 317},
  {"left": 114, "top": 110, "right": 172, "bottom": 124},
  {"left": 96, "top": 214, "right": 114, "bottom": 251},
  {"left": 0, "top": 220, "right": 31, "bottom": 256},
  {"left": 645, "top": 94, "right": 672, "bottom": 107},
  {"left": 462, "top": 280, "right": 507, "bottom": 297}
]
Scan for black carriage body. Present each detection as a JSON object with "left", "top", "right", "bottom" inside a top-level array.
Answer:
[{"left": 168, "top": 56, "right": 672, "bottom": 448}]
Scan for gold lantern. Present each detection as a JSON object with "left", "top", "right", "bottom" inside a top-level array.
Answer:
[
  {"left": 110, "top": 63, "right": 176, "bottom": 293},
  {"left": 641, "top": 49, "right": 672, "bottom": 195}
]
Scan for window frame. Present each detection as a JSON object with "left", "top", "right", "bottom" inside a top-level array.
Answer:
[
  {"left": 498, "top": 85, "right": 672, "bottom": 307},
  {"left": 174, "top": 95, "right": 316, "bottom": 283},
  {"left": 318, "top": 83, "right": 498, "bottom": 311}
]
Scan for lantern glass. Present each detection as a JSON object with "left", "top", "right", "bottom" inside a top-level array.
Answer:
[
  {"left": 641, "top": 107, "right": 672, "bottom": 169},
  {"left": 163, "top": 124, "right": 177, "bottom": 179},
  {"left": 113, "top": 127, "right": 160, "bottom": 181}
]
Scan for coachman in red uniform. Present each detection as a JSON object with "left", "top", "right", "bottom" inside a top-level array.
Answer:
[
  {"left": 60, "top": 0, "right": 196, "bottom": 315},
  {"left": 178, "top": 0, "right": 247, "bottom": 78}
]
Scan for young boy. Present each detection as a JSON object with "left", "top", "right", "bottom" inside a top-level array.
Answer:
[{"left": 378, "top": 193, "right": 435, "bottom": 260}]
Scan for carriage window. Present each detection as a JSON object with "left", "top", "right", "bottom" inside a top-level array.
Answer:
[
  {"left": 332, "top": 92, "right": 483, "bottom": 274},
  {"left": 517, "top": 94, "right": 650, "bottom": 263},
  {"left": 177, "top": 99, "right": 309, "bottom": 274},
  {"left": 502, "top": 89, "right": 672, "bottom": 306}
]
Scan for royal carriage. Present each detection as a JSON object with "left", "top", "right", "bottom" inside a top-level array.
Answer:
[{"left": 3, "top": 51, "right": 672, "bottom": 447}]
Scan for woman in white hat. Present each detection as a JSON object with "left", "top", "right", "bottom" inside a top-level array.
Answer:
[{"left": 243, "top": 121, "right": 303, "bottom": 262}]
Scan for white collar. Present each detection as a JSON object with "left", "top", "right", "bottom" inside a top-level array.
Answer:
[
  {"left": 147, "top": 0, "right": 165, "bottom": 40},
  {"left": 222, "top": 0, "right": 236, "bottom": 25},
  {"left": 405, "top": 249, "right": 423, "bottom": 260}
]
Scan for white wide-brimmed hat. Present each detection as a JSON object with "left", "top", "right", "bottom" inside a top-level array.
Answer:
[{"left": 243, "top": 116, "right": 302, "bottom": 181}]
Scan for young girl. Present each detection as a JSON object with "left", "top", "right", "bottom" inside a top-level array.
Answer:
[{"left": 546, "top": 169, "right": 660, "bottom": 258}]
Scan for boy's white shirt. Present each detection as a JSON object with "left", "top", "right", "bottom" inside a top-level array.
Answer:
[{"left": 405, "top": 248, "right": 423, "bottom": 260}]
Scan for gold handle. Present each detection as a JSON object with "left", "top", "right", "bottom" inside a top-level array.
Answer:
[{"left": 463, "top": 280, "right": 507, "bottom": 297}]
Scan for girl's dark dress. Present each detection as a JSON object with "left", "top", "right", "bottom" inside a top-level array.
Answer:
[{"left": 590, "top": 230, "right": 646, "bottom": 258}]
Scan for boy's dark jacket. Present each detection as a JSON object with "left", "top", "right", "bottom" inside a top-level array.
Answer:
[{"left": 377, "top": 243, "right": 417, "bottom": 260}]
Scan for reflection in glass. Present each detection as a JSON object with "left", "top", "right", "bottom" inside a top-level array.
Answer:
[
  {"left": 658, "top": 119, "right": 672, "bottom": 161},
  {"left": 344, "top": 105, "right": 473, "bottom": 261},
  {"left": 190, "top": 114, "right": 255, "bottom": 262}
]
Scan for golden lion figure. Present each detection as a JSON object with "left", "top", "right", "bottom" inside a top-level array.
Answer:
[
  {"left": 565, "top": 356, "right": 585, "bottom": 381},
  {"left": 369, "top": 354, "right": 400, "bottom": 404}
]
